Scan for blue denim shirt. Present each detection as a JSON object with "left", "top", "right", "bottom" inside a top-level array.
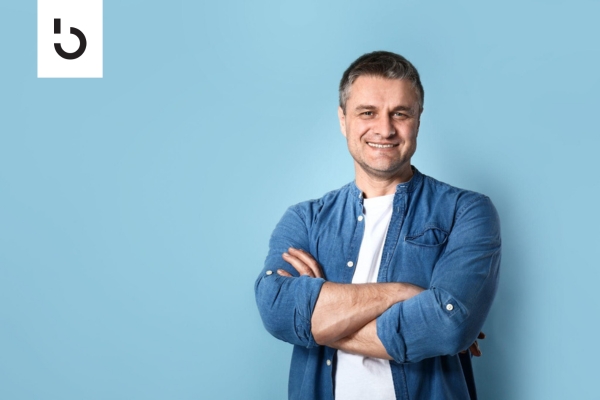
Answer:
[{"left": 255, "top": 167, "right": 501, "bottom": 400}]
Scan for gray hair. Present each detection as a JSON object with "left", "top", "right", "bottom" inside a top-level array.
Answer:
[{"left": 339, "top": 51, "right": 424, "bottom": 113}]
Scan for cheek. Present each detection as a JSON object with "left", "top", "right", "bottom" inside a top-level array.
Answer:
[
  {"left": 348, "top": 122, "right": 370, "bottom": 141},
  {"left": 399, "top": 125, "right": 419, "bottom": 141}
]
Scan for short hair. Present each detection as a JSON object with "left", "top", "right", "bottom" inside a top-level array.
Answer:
[{"left": 339, "top": 51, "right": 424, "bottom": 113}]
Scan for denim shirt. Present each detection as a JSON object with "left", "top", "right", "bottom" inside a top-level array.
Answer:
[{"left": 255, "top": 167, "right": 501, "bottom": 400}]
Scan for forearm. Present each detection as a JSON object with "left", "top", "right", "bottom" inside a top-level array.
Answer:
[
  {"left": 311, "top": 281, "right": 422, "bottom": 345},
  {"left": 327, "top": 319, "right": 392, "bottom": 359}
]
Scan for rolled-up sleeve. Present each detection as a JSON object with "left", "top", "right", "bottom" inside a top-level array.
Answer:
[
  {"left": 255, "top": 205, "right": 326, "bottom": 348},
  {"left": 377, "top": 195, "right": 501, "bottom": 363}
]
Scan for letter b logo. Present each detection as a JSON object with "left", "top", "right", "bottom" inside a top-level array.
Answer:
[
  {"left": 38, "top": 0, "right": 103, "bottom": 78},
  {"left": 54, "top": 18, "right": 87, "bottom": 60}
]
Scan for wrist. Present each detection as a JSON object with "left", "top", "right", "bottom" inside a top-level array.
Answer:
[{"left": 391, "top": 282, "right": 423, "bottom": 303}]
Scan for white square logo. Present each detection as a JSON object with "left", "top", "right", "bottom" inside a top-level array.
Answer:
[{"left": 38, "top": 0, "right": 103, "bottom": 78}]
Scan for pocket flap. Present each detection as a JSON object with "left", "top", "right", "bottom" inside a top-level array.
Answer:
[{"left": 405, "top": 227, "right": 449, "bottom": 247}]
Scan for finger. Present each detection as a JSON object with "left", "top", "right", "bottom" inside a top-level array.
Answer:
[
  {"left": 282, "top": 252, "right": 315, "bottom": 277},
  {"left": 469, "top": 341, "right": 482, "bottom": 357},
  {"left": 478, "top": 331, "right": 486, "bottom": 340},
  {"left": 277, "top": 269, "right": 292, "bottom": 277},
  {"left": 288, "top": 248, "right": 323, "bottom": 278},
  {"left": 288, "top": 248, "right": 321, "bottom": 277}
]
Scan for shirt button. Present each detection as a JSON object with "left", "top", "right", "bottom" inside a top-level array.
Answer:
[
  {"left": 446, "top": 304, "right": 454, "bottom": 311},
  {"left": 357, "top": 215, "right": 364, "bottom": 222},
  {"left": 347, "top": 261, "right": 354, "bottom": 268},
  {"left": 266, "top": 270, "right": 273, "bottom": 276},
  {"left": 326, "top": 359, "right": 332, "bottom": 366}
]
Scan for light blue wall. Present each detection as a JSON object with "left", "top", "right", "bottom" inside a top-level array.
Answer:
[{"left": 2, "top": 1, "right": 599, "bottom": 399}]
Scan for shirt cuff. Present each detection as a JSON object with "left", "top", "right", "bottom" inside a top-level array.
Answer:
[{"left": 293, "top": 275, "right": 326, "bottom": 347}]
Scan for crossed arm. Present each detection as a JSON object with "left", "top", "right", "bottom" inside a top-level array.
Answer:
[
  {"left": 278, "top": 248, "right": 484, "bottom": 359},
  {"left": 255, "top": 197, "right": 499, "bottom": 362}
]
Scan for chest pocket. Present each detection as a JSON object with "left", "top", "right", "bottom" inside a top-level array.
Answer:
[
  {"left": 404, "top": 226, "right": 449, "bottom": 247},
  {"left": 397, "top": 226, "right": 449, "bottom": 282}
]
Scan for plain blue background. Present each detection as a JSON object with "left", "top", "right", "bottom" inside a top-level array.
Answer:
[{"left": 1, "top": 1, "right": 599, "bottom": 399}]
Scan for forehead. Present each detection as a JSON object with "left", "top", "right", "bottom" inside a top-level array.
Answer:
[{"left": 347, "top": 76, "right": 419, "bottom": 108}]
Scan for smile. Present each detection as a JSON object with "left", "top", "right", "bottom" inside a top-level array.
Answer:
[{"left": 367, "top": 142, "right": 397, "bottom": 148}]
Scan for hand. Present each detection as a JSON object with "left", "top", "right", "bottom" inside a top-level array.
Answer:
[
  {"left": 277, "top": 247, "right": 324, "bottom": 278},
  {"left": 461, "top": 331, "right": 486, "bottom": 357}
]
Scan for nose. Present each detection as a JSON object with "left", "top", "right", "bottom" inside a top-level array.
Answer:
[{"left": 374, "top": 114, "right": 396, "bottom": 138}]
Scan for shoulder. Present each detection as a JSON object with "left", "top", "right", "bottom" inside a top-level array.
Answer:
[
  {"left": 422, "top": 172, "right": 493, "bottom": 204},
  {"left": 418, "top": 172, "right": 499, "bottom": 224},
  {"left": 286, "top": 182, "right": 355, "bottom": 224}
]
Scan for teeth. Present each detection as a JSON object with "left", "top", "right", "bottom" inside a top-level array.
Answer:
[{"left": 368, "top": 143, "right": 395, "bottom": 148}]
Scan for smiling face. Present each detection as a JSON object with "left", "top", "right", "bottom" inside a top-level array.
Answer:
[{"left": 338, "top": 75, "right": 422, "bottom": 185}]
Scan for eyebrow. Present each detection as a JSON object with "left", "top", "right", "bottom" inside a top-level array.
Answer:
[
  {"left": 354, "top": 104, "right": 377, "bottom": 111},
  {"left": 354, "top": 104, "right": 415, "bottom": 113}
]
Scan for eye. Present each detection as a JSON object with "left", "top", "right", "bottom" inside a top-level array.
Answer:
[{"left": 359, "top": 111, "right": 376, "bottom": 119}]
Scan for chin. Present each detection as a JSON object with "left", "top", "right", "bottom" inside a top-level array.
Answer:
[
  {"left": 362, "top": 165, "right": 401, "bottom": 178},
  {"left": 363, "top": 159, "right": 410, "bottom": 175}
]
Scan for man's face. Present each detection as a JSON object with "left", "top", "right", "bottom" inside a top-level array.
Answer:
[{"left": 338, "top": 76, "right": 421, "bottom": 181}]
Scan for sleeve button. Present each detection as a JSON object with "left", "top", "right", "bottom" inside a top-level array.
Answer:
[
  {"left": 266, "top": 270, "right": 273, "bottom": 276},
  {"left": 446, "top": 304, "right": 454, "bottom": 311}
]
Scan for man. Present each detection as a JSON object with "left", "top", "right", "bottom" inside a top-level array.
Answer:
[{"left": 255, "top": 51, "right": 501, "bottom": 400}]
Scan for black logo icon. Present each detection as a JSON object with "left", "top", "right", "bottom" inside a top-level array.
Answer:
[{"left": 54, "top": 18, "right": 87, "bottom": 60}]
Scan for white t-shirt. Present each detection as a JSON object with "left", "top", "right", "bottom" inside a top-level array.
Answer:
[{"left": 334, "top": 194, "right": 396, "bottom": 400}]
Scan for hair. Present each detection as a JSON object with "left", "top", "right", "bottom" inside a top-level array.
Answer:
[{"left": 339, "top": 51, "right": 424, "bottom": 113}]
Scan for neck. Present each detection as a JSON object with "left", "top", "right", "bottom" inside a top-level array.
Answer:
[{"left": 355, "top": 164, "right": 414, "bottom": 199}]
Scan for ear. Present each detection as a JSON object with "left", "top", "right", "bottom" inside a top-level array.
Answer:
[{"left": 338, "top": 106, "right": 347, "bottom": 138}]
